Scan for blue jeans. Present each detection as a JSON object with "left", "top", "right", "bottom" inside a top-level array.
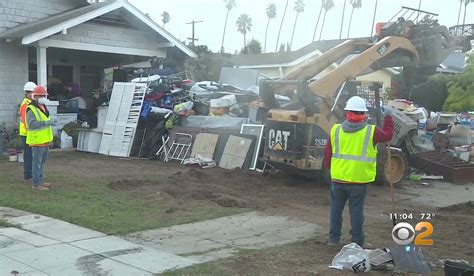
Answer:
[
  {"left": 32, "top": 146, "right": 48, "bottom": 187},
  {"left": 21, "top": 136, "right": 32, "bottom": 180},
  {"left": 329, "top": 182, "right": 368, "bottom": 247}
]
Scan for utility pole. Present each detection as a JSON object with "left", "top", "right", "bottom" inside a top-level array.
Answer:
[{"left": 186, "top": 20, "right": 203, "bottom": 47}]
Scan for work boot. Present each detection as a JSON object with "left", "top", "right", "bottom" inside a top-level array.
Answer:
[
  {"left": 42, "top": 183, "right": 51, "bottom": 188},
  {"left": 32, "top": 186, "right": 49, "bottom": 191},
  {"left": 327, "top": 240, "right": 340, "bottom": 247}
]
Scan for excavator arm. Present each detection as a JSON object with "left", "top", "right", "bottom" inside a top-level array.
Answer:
[{"left": 308, "top": 36, "right": 420, "bottom": 99}]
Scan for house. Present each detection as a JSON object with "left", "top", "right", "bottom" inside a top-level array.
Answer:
[
  {"left": 231, "top": 39, "right": 398, "bottom": 93},
  {"left": 230, "top": 39, "right": 345, "bottom": 79},
  {"left": 437, "top": 52, "right": 466, "bottom": 74},
  {"left": 0, "top": 0, "right": 196, "bottom": 128}
]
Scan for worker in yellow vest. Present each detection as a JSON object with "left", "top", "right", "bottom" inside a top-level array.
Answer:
[
  {"left": 324, "top": 96, "right": 394, "bottom": 247},
  {"left": 19, "top": 81, "right": 36, "bottom": 181},
  {"left": 26, "top": 85, "right": 53, "bottom": 191}
]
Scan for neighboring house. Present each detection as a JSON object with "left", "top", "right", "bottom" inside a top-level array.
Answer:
[
  {"left": 437, "top": 52, "right": 466, "bottom": 74},
  {"left": 355, "top": 68, "right": 399, "bottom": 91},
  {"left": 231, "top": 39, "right": 398, "bottom": 92},
  {"left": 0, "top": 0, "right": 196, "bottom": 128},
  {"left": 231, "top": 39, "right": 346, "bottom": 79}
]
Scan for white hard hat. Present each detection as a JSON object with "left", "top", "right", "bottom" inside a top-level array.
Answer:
[
  {"left": 24, "top": 81, "right": 37, "bottom": 92},
  {"left": 344, "top": 96, "right": 369, "bottom": 112}
]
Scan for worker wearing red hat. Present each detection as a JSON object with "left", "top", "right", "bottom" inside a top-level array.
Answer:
[{"left": 26, "top": 85, "right": 53, "bottom": 191}]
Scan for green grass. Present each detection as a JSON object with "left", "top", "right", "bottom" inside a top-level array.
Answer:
[
  {"left": 0, "top": 157, "right": 243, "bottom": 235},
  {"left": 0, "top": 219, "right": 16, "bottom": 228}
]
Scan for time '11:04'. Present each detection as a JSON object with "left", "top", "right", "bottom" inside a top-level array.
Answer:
[{"left": 389, "top": 213, "right": 413, "bottom": 220}]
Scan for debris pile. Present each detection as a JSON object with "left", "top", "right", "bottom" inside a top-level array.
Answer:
[{"left": 387, "top": 99, "right": 474, "bottom": 182}]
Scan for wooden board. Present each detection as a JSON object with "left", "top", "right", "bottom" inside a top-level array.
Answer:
[
  {"left": 219, "top": 135, "right": 252, "bottom": 169},
  {"left": 191, "top": 133, "right": 219, "bottom": 159}
]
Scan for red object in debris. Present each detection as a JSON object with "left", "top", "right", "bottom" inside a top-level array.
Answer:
[
  {"left": 375, "top": 22, "right": 386, "bottom": 37},
  {"left": 182, "top": 79, "right": 193, "bottom": 86}
]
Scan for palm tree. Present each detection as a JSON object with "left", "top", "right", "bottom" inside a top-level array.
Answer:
[
  {"left": 290, "top": 0, "right": 305, "bottom": 49},
  {"left": 458, "top": 0, "right": 463, "bottom": 25},
  {"left": 338, "top": 0, "right": 347, "bottom": 39},
  {"left": 312, "top": 0, "right": 324, "bottom": 42},
  {"left": 346, "top": 0, "right": 361, "bottom": 38},
  {"left": 237, "top": 14, "right": 252, "bottom": 50},
  {"left": 161, "top": 11, "right": 170, "bottom": 28},
  {"left": 275, "top": 0, "right": 289, "bottom": 52},
  {"left": 370, "top": 0, "right": 378, "bottom": 36},
  {"left": 264, "top": 3, "right": 277, "bottom": 53},
  {"left": 221, "top": 0, "right": 236, "bottom": 53},
  {"left": 318, "top": 0, "right": 334, "bottom": 40}
]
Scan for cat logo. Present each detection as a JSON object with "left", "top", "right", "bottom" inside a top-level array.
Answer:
[{"left": 268, "top": 129, "right": 290, "bottom": 151}]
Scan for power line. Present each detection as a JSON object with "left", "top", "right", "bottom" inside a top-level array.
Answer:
[{"left": 186, "top": 20, "right": 203, "bottom": 47}]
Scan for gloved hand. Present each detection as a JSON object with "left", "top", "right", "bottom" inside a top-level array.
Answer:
[{"left": 382, "top": 106, "right": 394, "bottom": 116}]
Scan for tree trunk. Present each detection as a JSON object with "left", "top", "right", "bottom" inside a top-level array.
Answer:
[
  {"left": 347, "top": 6, "right": 355, "bottom": 38},
  {"left": 290, "top": 14, "right": 299, "bottom": 49},
  {"left": 457, "top": 0, "right": 463, "bottom": 25},
  {"left": 275, "top": 0, "right": 289, "bottom": 52},
  {"left": 371, "top": 0, "right": 379, "bottom": 36},
  {"left": 244, "top": 33, "right": 247, "bottom": 50},
  {"left": 264, "top": 18, "right": 270, "bottom": 53},
  {"left": 221, "top": 9, "right": 230, "bottom": 53},
  {"left": 313, "top": 4, "right": 324, "bottom": 41},
  {"left": 339, "top": 0, "right": 347, "bottom": 39},
  {"left": 463, "top": 1, "right": 469, "bottom": 25},
  {"left": 319, "top": 10, "right": 327, "bottom": 40}
]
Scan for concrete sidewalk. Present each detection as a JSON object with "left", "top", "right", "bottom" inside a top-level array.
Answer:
[
  {"left": 0, "top": 208, "right": 196, "bottom": 275},
  {"left": 1, "top": 207, "right": 320, "bottom": 275}
]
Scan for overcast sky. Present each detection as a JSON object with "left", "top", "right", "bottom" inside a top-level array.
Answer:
[{"left": 129, "top": 0, "right": 473, "bottom": 53}]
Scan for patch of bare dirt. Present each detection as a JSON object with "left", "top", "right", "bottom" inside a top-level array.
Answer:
[{"left": 107, "top": 179, "right": 158, "bottom": 191}]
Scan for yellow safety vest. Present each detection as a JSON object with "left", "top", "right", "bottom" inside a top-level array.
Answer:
[
  {"left": 19, "top": 98, "right": 31, "bottom": 136},
  {"left": 26, "top": 105, "right": 53, "bottom": 146},
  {"left": 330, "top": 124, "right": 377, "bottom": 183}
]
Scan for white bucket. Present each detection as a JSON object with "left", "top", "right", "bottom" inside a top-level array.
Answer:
[
  {"left": 17, "top": 152, "right": 24, "bottom": 163},
  {"left": 9, "top": 155, "right": 18, "bottom": 162}
]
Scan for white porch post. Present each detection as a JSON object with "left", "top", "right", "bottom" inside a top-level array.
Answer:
[{"left": 36, "top": 46, "right": 47, "bottom": 85}]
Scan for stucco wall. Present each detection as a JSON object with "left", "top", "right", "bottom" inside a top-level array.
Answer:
[
  {"left": 356, "top": 70, "right": 393, "bottom": 90},
  {"left": 0, "top": 0, "right": 85, "bottom": 32},
  {"left": 0, "top": 43, "right": 28, "bottom": 128}
]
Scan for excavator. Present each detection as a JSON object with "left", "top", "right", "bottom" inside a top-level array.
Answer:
[{"left": 260, "top": 7, "right": 471, "bottom": 184}]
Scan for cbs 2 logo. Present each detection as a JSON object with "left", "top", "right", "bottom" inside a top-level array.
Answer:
[{"left": 392, "top": 222, "right": 433, "bottom": 246}]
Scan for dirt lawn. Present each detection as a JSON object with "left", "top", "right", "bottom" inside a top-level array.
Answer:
[{"left": 1, "top": 151, "right": 472, "bottom": 274}]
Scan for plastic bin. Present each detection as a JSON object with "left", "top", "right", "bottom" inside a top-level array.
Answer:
[{"left": 390, "top": 109, "right": 418, "bottom": 146}]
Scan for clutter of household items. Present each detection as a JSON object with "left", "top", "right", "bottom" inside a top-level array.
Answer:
[
  {"left": 385, "top": 99, "right": 474, "bottom": 182},
  {"left": 330, "top": 242, "right": 474, "bottom": 274},
  {"left": 75, "top": 66, "right": 265, "bottom": 172},
  {"left": 67, "top": 63, "right": 474, "bottom": 178}
]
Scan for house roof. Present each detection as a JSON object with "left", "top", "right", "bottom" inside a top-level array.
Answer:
[
  {"left": 0, "top": 0, "right": 197, "bottom": 58},
  {"left": 230, "top": 39, "right": 348, "bottom": 67},
  {"left": 0, "top": 2, "right": 111, "bottom": 40},
  {"left": 437, "top": 52, "right": 465, "bottom": 74}
]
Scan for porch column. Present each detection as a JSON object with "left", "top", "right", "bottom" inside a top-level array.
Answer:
[{"left": 36, "top": 46, "right": 47, "bottom": 85}]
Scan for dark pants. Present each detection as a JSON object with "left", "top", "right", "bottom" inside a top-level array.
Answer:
[
  {"left": 329, "top": 182, "right": 368, "bottom": 247},
  {"left": 32, "top": 146, "right": 48, "bottom": 187},
  {"left": 20, "top": 136, "right": 32, "bottom": 180}
]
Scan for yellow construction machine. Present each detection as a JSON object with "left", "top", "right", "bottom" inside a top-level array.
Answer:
[{"left": 260, "top": 7, "right": 471, "bottom": 184}]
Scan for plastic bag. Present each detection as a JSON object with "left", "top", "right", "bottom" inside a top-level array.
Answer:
[
  {"left": 329, "top": 243, "right": 371, "bottom": 272},
  {"left": 60, "top": 130, "right": 73, "bottom": 149}
]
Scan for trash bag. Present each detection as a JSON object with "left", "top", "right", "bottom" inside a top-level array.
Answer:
[
  {"left": 330, "top": 243, "right": 371, "bottom": 272},
  {"left": 60, "top": 130, "right": 73, "bottom": 149}
]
